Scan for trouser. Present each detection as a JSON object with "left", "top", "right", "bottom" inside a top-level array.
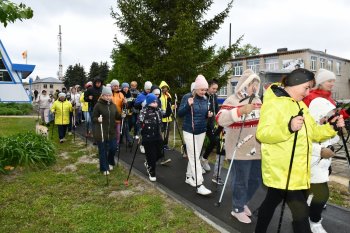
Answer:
[
  {"left": 231, "top": 160, "right": 262, "bottom": 212},
  {"left": 162, "top": 122, "right": 170, "bottom": 146},
  {"left": 255, "top": 187, "right": 312, "bottom": 233},
  {"left": 309, "top": 182, "right": 329, "bottom": 222},
  {"left": 130, "top": 113, "right": 139, "bottom": 136},
  {"left": 40, "top": 108, "right": 50, "bottom": 124},
  {"left": 97, "top": 139, "right": 117, "bottom": 172},
  {"left": 120, "top": 118, "right": 132, "bottom": 143},
  {"left": 183, "top": 131, "right": 206, "bottom": 186},
  {"left": 212, "top": 154, "right": 225, "bottom": 178},
  {"left": 115, "top": 123, "right": 121, "bottom": 144},
  {"left": 57, "top": 125, "right": 68, "bottom": 139},
  {"left": 83, "top": 111, "right": 92, "bottom": 132},
  {"left": 202, "top": 127, "right": 217, "bottom": 159},
  {"left": 143, "top": 140, "right": 163, "bottom": 176}
]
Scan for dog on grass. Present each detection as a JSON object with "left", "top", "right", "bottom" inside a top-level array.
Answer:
[{"left": 36, "top": 124, "right": 49, "bottom": 138}]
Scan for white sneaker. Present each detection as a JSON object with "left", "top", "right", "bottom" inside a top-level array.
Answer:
[
  {"left": 140, "top": 145, "right": 145, "bottom": 154},
  {"left": 202, "top": 167, "right": 206, "bottom": 174},
  {"left": 231, "top": 211, "right": 251, "bottom": 224},
  {"left": 201, "top": 158, "right": 211, "bottom": 171},
  {"left": 196, "top": 185, "right": 212, "bottom": 196},
  {"left": 103, "top": 171, "right": 110, "bottom": 176},
  {"left": 310, "top": 219, "right": 327, "bottom": 233},
  {"left": 149, "top": 175, "right": 156, "bottom": 182},
  {"left": 185, "top": 176, "right": 196, "bottom": 187},
  {"left": 109, "top": 165, "right": 114, "bottom": 171},
  {"left": 134, "top": 135, "right": 139, "bottom": 140}
]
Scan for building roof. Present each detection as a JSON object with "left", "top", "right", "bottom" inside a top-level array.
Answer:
[
  {"left": 12, "top": 63, "right": 35, "bottom": 79},
  {"left": 230, "top": 48, "right": 350, "bottom": 62},
  {"left": 33, "top": 77, "right": 63, "bottom": 84}
]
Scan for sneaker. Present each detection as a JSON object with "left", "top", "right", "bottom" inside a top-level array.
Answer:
[
  {"left": 103, "top": 171, "right": 110, "bottom": 176},
  {"left": 202, "top": 168, "right": 206, "bottom": 174},
  {"left": 140, "top": 145, "right": 145, "bottom": 154},
  {"left": 212, "top": 176, "right": 224, "bottom": 185},
  {"left": 134, "top": 135, "right": 139, "bottom": 140},
  {"left": 68, "top": 132, "right": 72, "bottom": 136},
  {"left": 163, "top": 145, "right": 171, "bottom": 151},
  {"left": 231, "top": 211, "right": 251, "bottom": 224},
  {"left": 310, "top": 219, "right": 327, "bottom": 233},
  {"left": 185, "top": 176, "right": 196, "bottom": 187},
  {"left": 109, "top": 165, "right": 114, "bottom": 171},
  {"left": 160, "top": 158, "right": 171, "bottom": 165},
  {"left": 244, "top": 205, "right": 252, "bottom": 217},
  {"left": 59, "top": 139, "right": 64, "bottom": 143},
  {"left": 149, "top": 175, "right": 156, "bottom": 182},
  {"left": 201, "top": 158, "right": 211, "bottom": 171},
  {"left": 196, "top": 185, "right": 212, "bottom": 196}
]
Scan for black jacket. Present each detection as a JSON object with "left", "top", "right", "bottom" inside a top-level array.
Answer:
[{"left": 138, "top": 106, "right": 163, "bottom": 142}]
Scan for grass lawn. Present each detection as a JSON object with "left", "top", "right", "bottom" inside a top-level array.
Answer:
[{"left": 0, "top": 117, "right": 217, "bottom": 233}]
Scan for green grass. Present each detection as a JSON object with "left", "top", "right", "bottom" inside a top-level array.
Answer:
[
  {"left": 0, "top": 118, "right": 217, "bottom": 233},
  {"left": 0, "top": 117, "right": 36, "bottom": 137}
]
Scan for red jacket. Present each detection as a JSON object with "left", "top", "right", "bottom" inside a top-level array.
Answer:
[{"left": 303, "top": 89, "right": 349, "bottom": 119}]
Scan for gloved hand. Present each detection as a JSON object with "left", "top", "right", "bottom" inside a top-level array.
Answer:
[
  {"left": 98, "top": 115, "right": 103, "bottom": 123},
  {"left": 238, "top": 104, "right": 254, "bottom": 115},
  {"left": 320, "top": 147, "right": 335, "bottom": 159}
]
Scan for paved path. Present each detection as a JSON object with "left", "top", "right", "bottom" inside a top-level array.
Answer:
[{"left": 74, "top": 124, "right": 350, "bottom": 233}]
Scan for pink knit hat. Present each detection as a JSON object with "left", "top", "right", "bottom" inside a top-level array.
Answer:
[{"left": 195, "top": 75, "right": 208, "bottom": 89}]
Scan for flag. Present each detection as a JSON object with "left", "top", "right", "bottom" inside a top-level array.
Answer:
[{"left": 22, "top": 50, "right": 27, "bottom": 59}]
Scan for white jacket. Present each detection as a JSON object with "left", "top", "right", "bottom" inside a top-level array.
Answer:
[{"left": 36, "top": 94, "right": 51, "bottom": 109}]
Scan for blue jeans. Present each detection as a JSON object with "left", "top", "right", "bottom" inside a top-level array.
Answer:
[
  {"left": 83, "top": 111, "right": 92, "bottom": 131},
  {"left": 231, "top": 160, "right": 262, "bottom": 212},
  {"left": 57, "top": 125, "right": 68, "bottom": 139},
  {"left": 97, "top": 139, "right": 117, "bottom": 172}
]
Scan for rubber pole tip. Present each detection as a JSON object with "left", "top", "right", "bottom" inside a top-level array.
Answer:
[
  {"left": 214, "top": 202, "right": 221, "bottom": 207},
  {"left": 124, "top": 180, "right": 129, "bottom": 186}
]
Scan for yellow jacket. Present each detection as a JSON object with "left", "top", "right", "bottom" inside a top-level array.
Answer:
[
  {"left": 80, "top": 93, "right": 89, "bottom": 112},
  {"left": 256, "top": 84, "right": 336, "bottom": 190},
  {"left": 159, "top": 81, "right": 172, "bottom": 122},
  {"left": 51, "top": 100, "right": 73, "bottom": 125}
]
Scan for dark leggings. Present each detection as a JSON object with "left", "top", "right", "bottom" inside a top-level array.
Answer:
[
  {"left": 255, "top": 187, "right": 312, "bottom": 233},
  {"left": 309, "top": 182, "right": 329, "bottom": 222},
  {"left": 143, "top": 140, "right": 163, "bottom": 176}
]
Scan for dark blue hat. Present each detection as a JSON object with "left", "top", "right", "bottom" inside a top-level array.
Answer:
[{"left": 146, "top": 93, "right": 158, "bottom": 105}]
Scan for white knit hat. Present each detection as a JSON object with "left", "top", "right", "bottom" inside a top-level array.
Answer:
[
  {"left": 101, "top": 86, "right": 112, "bottom": 95},
  {"left": 110, "top": 79, "right": 120, "bottom": 87},
  {"left": 144, "top": 81, "right": 152, "bottom": 90},
  {"left": 315, "top": 68, "right": 336, "bottom": 86}
]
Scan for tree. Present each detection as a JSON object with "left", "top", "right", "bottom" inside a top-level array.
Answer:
[
  {"left": 0, "top": 0, "right": 33, "bottom": 27},
  {"left": 235, "top": 43, "right": 261, "bottom": 57},
  {"left": 110, "top": 0, "right": 239, "bottom": 95},
  {"left": 64, "top": 64, "right": 87, "bottom": 88},
  {"left": 88, "top": 61, "right": 110, "bottom": 83}
]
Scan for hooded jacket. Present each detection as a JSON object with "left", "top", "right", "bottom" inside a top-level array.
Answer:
[
  {"left": 216, "top": 69, "right": 262, "bottom": 160},
  {"left": 308, "top": 97, "right": 339, "bottom": 183},
  {"left": 84, "top": 77, "right": 103, "bottom": 111},
  {"left": 51, "top": 99, "right": 73, "bottom": 125},
  {"left": 256, "top": 83, "right": 337, "bottom": 190},
  {"left": 159, "top": 81, "right": 173, "bottom": 122},
  {"left": 92, "top": 98, "right": 121, "bottom": 142}
]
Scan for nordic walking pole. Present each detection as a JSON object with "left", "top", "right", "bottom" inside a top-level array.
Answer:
[
  {"left": 124, "top": 135, "right": 141, "bottom": 186},
  {"left": 100, "top": 115, "right": 109, "bottom": 186},
  {"left": 339, "top": 124, "right": 350, "bottom": 168},
  {"left": 277, "top": 108, "right": 304, "bottom": 233},
  {"left": 173, "top": 94, "right": 177, "bottom": 148},
  {"left": 190, "top": 100, "right": 198, "bottom": 190},
  {"left": 215, "top": 94, "right": 255, "bottom": 207},
  {"left": 85, "top": 120, "right": 88, "bottom": 146},
  {"left": 51, "top": 117, "right": 55, "bottom": 140},
  {"left": 215, "top": 129, "right": 224, "bottom": 189},
  {"left": 73, "top": 108, "right": 76, "bottom": 142}
]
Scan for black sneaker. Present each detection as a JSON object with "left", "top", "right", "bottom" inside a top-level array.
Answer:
[{"left": 212, "top": 177, "right": 224, "bottom": 185}]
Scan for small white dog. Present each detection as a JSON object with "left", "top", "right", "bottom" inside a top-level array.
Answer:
[{"left": 36, "top": 124, "right": 49, "bottom": 138}]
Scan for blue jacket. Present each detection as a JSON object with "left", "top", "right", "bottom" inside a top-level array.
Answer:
[
  {"left": 134, "top": 91, "right": 148, "bottom": 110},
  {"left": 178, "top": 93, "right": 208, "bottom": 134}
]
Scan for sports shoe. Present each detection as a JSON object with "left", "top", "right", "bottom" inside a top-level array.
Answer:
[
  {"left": 134, "top": 135, "right": 139, "bottom": 140},
  {"left": 163, "top": 145, "right": 171, "bottom": 151},
  {"left": 244, "top": 205, "right": 252, "bottom": 217},
  {"left": 201, "top": 158, "right": 211, "bottom": 171},
  {"left": 212, "top": 176, "right": 224, "bottom": 185},
  {"left": 185, "top": 176, "right": 196, "bottom": 187},
  {"left": 103, "top": 171, "right": 110, "bottom": 176},
  {"left": 202, "top": 168, "right": 206, "bottom": 174},
  {"left": 140, "top": 145, "right": 145, "bottom": 154},
  {"left": 160, "top": 158, "right": 171, "bottom": 165},
  {"left": 310, "top": 219, "right": 327, "bottom": 233},
  {"left": 196, "top": 185, "right": 212, "bottom": 196},
  {"left": 109, "top": 165, "right": 114, "bottom": 171},
  {"left": 149, "top": 175, "right": 156, "bottom": 182},
  {"left": 231, "top": 211, "right": 251, "bottom": 224},
  {"left": 59, "top": 139, "right": 64, "bottom": 143},
  {"left": 68, "top": 132, "right": 72, "bottom": 136}
]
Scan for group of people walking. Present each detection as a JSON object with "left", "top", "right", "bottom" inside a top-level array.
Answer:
[{"left": 46, "top": 66, "right": 347, "bottom": 233}]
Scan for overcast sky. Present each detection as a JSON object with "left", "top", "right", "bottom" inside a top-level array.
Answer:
[{"left": 2, "top": 0, "right": 350, "bottom": 82}]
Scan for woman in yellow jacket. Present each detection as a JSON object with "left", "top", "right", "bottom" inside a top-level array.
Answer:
[
  {"left": 255, "top": 68, "right": 344, "bottom": 233},
  {"left": 51, "top": 92, "right": 73, "bottom": 143},
  {"left": 80, "top": 82, "right": 93, "bottom": 136}
]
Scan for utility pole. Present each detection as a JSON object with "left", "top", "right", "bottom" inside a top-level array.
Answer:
[{"left": 58, "top": 25, "right": 63, "bottom": 81}]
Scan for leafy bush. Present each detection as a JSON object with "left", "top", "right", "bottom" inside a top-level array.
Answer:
[
  {"left": 0, "top": 132, "right": 55, "bottom": 173},
  {"left": 0, "top": 103, "right": 33, "bottom": 115}
]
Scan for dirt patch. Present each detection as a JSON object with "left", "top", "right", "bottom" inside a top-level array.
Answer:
[
  {"left": 58, "top": 152, "right": 69, "bottom": 160},
  {"left": 109, "top": 190, "right": 135, "bottom": 198},
  {"left": 77, "top": 155, "right": 98, "bottom": 165},
  {"left": 61, "top": 164, "right": 78, "bottom": 173}
]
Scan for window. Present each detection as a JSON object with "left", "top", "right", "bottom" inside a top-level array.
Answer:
[
  {"left": 50, "top": 84, "right": 54, "bottom": 88},
  {"left": 336, "top": 62, "right": 341, "bottom": 75},
  {"left": 231, "top": 81, "right": 238, "bottom": 94},
  {"left": 0, "top": 53, "right": 11, "bottom": 82},
  {"left": 233, "top": 62, "right": 243, "bottom": 76},
  {"left": 247, "top": 59, "right": 260, "bottom": 73},
  {"left": 217, "top": 86, "right": 227, "bottom": 96},
  {"left": 310, "top": 56, "right": 317, "bottom": 71},
  {"left": 43, "top": 84, "right": 47, "bottom": 88},
  {"left": 265, "top": 58, "right": 279, "bottom": 71},
  {"left": 320, "top": 58, "right": 326, "bottom": 69},
  {"left": 327, "top": 60, "right": 333, "bottom": 71}
]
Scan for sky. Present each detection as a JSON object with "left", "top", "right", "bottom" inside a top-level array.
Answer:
[{"left": 2, "top": 0, "right": 350, "bottom": 82}]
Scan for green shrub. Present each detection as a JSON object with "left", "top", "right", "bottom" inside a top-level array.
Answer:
[
  {"left": 0, "top": 103, "right": 33, "bottom": 115},
  {"left": 0, "top": 132, "right": 55, "bottom": 173}
]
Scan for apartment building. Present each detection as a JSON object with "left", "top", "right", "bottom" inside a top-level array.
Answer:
[{"left": 218, "top": 48, "right": 350, "bottom": 101}]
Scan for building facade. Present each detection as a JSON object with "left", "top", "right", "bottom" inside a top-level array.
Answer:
[
  {"left": 23, "top": 77, "right": 64, "bottom": 95},
  {"left": 219, "top": 48, "right": 350, "bottom": 101}
]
